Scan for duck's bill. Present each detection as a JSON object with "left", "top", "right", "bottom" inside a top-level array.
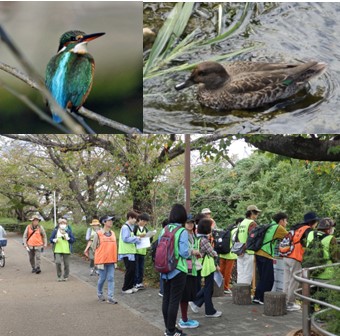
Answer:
[{"left": 175, "top": 79, "right": 195, "bottom": 91}]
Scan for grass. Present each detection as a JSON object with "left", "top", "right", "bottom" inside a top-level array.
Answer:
[{"left": 143, "top": 2, "right": 259, "bottom": 80}]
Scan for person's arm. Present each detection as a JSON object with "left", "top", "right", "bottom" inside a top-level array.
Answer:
[
  {"left": 121, "top": 225, "right": 140, "bottom": 244},
  {"left": 40, "top": 226, "right": 48, "bottom": 246},
  {"left": 23, "top": 226, "right": 28, "bottom": 246},
  {"left": 85, "top": 228, "right": 92, "bottom": 241},
  {"left": 273, "top": 225, "right": 288, "bottom": 240},
  {"left": 248, "top": 221, "right": 257, "bottom": 233},
  {"left": 178, "top": 229, "right": 190, "bottom": 259},
  {"left": 201, "top": 237, "right": 218, "bottom": 258},
  {"left": 49, "top": 229, "right": 57, "bottom": 244},
  {"left": 91, "top": 232, "right": 99, "bottom": 251}
]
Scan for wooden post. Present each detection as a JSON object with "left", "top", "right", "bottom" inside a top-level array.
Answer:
[
  {"left": 232, "top": 283, "right": 251, "bottom": 305},
  {"left": 264, "top": 291, "right": 286, "bottom": 316}
]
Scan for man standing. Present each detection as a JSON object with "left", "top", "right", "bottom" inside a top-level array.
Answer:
[
  {"left": 252, "top": 212, "right": 288, "bottom": 304},
  {"left": 281, "top": 211, "right": 319, "bottom": 311},
  {"left": 201, "top": 208, "right": 217, "bottom": 229},
  {"left": 23, "top": 215, "right": 47, "bottom": 274},
  {"left": 236, "top": 205, "right": 261, "bottom": 284}
]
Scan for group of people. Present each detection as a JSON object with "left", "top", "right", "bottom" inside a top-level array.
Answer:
[{"left": 18, "top": 204, "right": 338, "bottom": 336}]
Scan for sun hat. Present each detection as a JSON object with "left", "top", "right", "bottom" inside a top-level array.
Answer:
[
  {"left": 90, "top": 219, "right": 101, "bottom": 226},
  {"left": 247, "top": 205, "right": 262, "bottom": 212},
  {"left": 303, "top": 212, "right": 320, "bottom": 224},
  {"left": 29, "top": 215, "right": 41, "bottom": 221},
  {"left": 201, "top": 208, "right": 211, "bottom": 214},
  {"left": 317, "top": 218, "right": 335, "bottom": 230}
]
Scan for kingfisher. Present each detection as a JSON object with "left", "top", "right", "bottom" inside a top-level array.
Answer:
[{"left": 45, "top": 30, "right": 105, "bottom": 123}]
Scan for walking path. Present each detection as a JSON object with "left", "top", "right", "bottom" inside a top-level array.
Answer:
[{"left": 0, "top": 233, "right": 302, "bottom": 335}]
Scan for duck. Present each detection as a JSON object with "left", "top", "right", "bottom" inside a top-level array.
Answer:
[{"left": 175, "top": 61, "right": 326, "bottom": 110}]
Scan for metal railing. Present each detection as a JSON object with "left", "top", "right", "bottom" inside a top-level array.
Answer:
[{"left": 294, "top": 262, "right": 340, "bottom": 336}]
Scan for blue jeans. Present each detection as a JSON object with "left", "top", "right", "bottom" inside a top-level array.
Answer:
[
  {"left": 134, "top": 254, "right": 145, "bottom": 285},
  {"left": 97, "top": 263, "right": 115, "bottom": 299}
]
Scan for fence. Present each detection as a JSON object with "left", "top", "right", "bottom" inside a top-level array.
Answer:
[{"left": 294, "top": 262, "right": 340, "bottom": 336}]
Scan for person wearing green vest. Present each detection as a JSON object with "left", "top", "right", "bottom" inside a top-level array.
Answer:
[
  {"left": 237, "top": 205, "right": 260, "bottom": 284},
  {"left": 253, "top": 212, "right": 288, "bottom": 304},
  {"left": 118, "top": 210, "right": 141, "bottom": 294},
  {"left": 161, "top": 204, "right": 191, "bottom": 336},
  {"left": 133, "top": 212, "right": 151, "bottom": 290},
  {"left": 306, "top": 218, "right": 339, "bottom": 280},
  {"left": 49, "top": 218, "right": 76, "bottom": 281},
  {"left": 190, "top": 218, "right": 222, "bottom": 318},
  {"left": 178, "top": 214, "right": 200, "bottom": 329}
]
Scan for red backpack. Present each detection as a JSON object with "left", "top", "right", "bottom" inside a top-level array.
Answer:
[{"left": 154, "top": 224, "right": 184, "bottom": 273}]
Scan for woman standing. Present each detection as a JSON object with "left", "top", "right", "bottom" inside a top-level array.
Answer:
[
  {"left": 92, "top": 215, "right": 118, "bottom": 304},
  {"left": 84, "top": 218, "right": 101, "bottom": 276},
  {"left": 50, "top": 218, "right": 75, "bottom": 281}
]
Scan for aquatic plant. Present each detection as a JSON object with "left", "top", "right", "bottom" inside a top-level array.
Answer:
[{"left": 143, "top": 2, "right": 259, "bottom": 80}]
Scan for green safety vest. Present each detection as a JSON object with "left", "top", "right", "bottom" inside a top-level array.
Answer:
[
  {"left": 118, "top": 224, "right": 137, "bottom": 255},
  {"left": 259, "top": 223, "right": 279, "bottom": 257},
  {"left": 306, "top": 231, "right": 334, "bottom": 280},
  {"left": 197, "top": 237, "right": 216, "bottom": 277},
  {"left": 135, "top": 227, "right": 147, "bottom": 256},
  {"left": 238, "top": 218, "right": 255, "bottom": 255},
  {"left": 187, "top": 234, "right": 199, "bottom": 276},
  {"left": 219, "top": 227, "right": 238, "bottom": 260}
]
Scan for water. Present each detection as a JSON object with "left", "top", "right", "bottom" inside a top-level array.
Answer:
[{"left": 143, "top": 2, "right": 340, "bottom": 133}]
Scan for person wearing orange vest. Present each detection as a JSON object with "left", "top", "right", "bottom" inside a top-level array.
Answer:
[
  {"left": 23, "top": 215, "right": 47, "bottom": 274},
  {"left": 283, "top": 211, "right": 319, "bottom": 312},
  {"left": 92, "top": 215, "right": 118, "bottom": 304}
]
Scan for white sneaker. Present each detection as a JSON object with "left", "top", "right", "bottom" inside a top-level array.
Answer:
[
  {"left": 188, "top": 301, "right": 199, "bottom": 313},
  {"left": 287, "top": 303, "right": 301, "bottom": 311},
  {"left": 205, "top": 310, "right": 222, "bottom": 318},
  {"left": 131, "top": 287, "right": 139, "bottom": 293},
  {"left": 121, "top": 289, "right": 133, "bottom": 294}
]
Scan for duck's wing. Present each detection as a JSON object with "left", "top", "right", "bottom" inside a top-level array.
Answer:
[{"left": 225, "top": 62, "right": 322, "bottom": 94}]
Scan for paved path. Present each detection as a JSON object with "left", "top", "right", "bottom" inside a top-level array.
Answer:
[{"left": 0, "top": 233, "right": 302, "bottom": 335}]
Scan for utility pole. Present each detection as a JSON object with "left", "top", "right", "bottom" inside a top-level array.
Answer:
[{"left": 184, "top": 134, "right": 191, "bottom": 213}]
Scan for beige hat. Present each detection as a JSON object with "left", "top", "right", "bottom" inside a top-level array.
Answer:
[
  {"left": 90, "top": 219, "right": 101, "bottom": 226},
  {"left": 201, "top": 208, "right": 211, "bottom": 214},
  {"left": 58, "top": 218, "right": 67, "bottom": 225},
  {"left": 29, "top": 215, "right": 41, "bottom": 221},
  {"left": 247, "top": 205, "right": 262, "bottom": 212}
]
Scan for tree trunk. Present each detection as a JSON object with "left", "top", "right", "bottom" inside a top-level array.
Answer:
[
  {"left": 232, "top": 284, "right": 251, "bottom": 305},
  {"left": 264, "top": 291, "right": 286, "bottom": 316}
]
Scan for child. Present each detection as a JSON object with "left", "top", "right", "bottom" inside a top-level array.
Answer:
[
  {"left": 92, "top": 215, "right": 118, "bottom": 304},
  {"left": 118, "top": 210, "right": 141, "bottom": 294},
  {"left": 84, "top": 218, "right": 101, "bottom": 275},
  {"left": 50, "top": 218, "right": 76, "bottom": 281},
  {"left": 133, "top": 213, "right": 151, "bottom": 289},
  {"left": 178, "top": 214, "right": 200, "bottom": 329},
  {"left": 189, "top": 218, "right": 222, "bottom": 318}
]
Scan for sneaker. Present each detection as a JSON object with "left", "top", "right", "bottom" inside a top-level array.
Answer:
[
  {"left": 90, "top": 268, "right": 95, "bottom": 276},
  {"left": 188, "top": 301, "right": 199, "bottom": 313},
  {"left": 131, "top": 287, "right": 139, "bottom": 293},
  {"left": 107, "top": 298, "right": 118, "bottom": 304},
  {"left": 252, "top": 298, "right": 264, "bottom": 305},
  {"left": 178, "top": 319, "right": 199, "bottom": 329},
  {"left": 165, "top": 328, "right": 187, "bottom": 336},
  {"left": 286, "top": 303, "right": 301, "bottom": 311},
  {"left": 63, "top": 277, "right": 68, "bottom": 281},
  {"left": 135, "top": 283, "right": 145, "bottom": 289},
  {"left": 35, "top": 267, "right": 41, "bottom": 274},
  {"left": 158, "top": 292, "right": 163, "bottom": 297},
  {"left": 98, "top": 294, "right": 106, "bottom": 301},
  {"left": 32, "top": 268, "right": 36, "bottom": 273},
  {"left": 121, "top": 289, "right": 133, "bottom": 294},
  {"left": 224, "top": 289, "right": 232, "bottom": 294},
  {"left": 205, "top": 310, "right": 222, "bottom": 318},
  {"left": 57, "top": 277, "right": 63, "bottom": 282}
]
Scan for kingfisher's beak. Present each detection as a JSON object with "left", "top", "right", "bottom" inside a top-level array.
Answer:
[{"left": 80, "top": 32, "right": 105, "bottom": 43}]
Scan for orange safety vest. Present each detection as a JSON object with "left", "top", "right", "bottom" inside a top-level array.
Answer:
[
  {"left": 94, "top": 230, "right": 117, "bottom": 265},
  {"left": 288, "top": 225, "right": 310, "bottom": 262},
  {"left": 27, "top": 225, "right": 44, "bottom": 246}
]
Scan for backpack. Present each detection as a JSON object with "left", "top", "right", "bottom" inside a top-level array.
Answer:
[
  {"left": 212, "top": 229, "right": 231, "bottom": 254},
  {"left": 154, "top": 225, "right": 184, "bottom": 273},
  {"left": 302, "top": 231, "right": 327, "bottom": 274},
  {"left": 246, "top": 224, "right": 275, "bottom": 252},
  {"left": 279, "top": 230, "right": 295, "bottom": 257}
]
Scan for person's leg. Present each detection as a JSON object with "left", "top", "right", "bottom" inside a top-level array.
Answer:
[
  {"left": 162, "top": 277, "right": 171, "bottom": 329},
  {"left": 219, "top": 258, "right": 227, "bottom": 290},
  {"left": 244, "top": 254, "right": 254, "bottom": 284},
  {"left": 63, "top": 254, "right": 70, "bottom": 279},
  {"left": 224, "top": 259, "right": 235, "bottom": 290},
  {"left": 288, "top": 259, "right": 301, "bottom": 304},
  {"left": 139, "top": 255, "right": 145, "bottom": 285},
  {"left": 106, "top": 263, "right": 115, "bottom": 299},
  {"left": 35, "top": 249, "right": 41, "bottom": 271},
  {"left": 254, "top": 256, "right": 274, "bottom": 302},
  {"left": 203, "top": 273, "right": 216, "bottom": 315},
  {"left": 122, "top": 257, "right": 136, "bottom": 291},
  {"left": 134, "top": 254, "right": 140, "bottom": 286},
  {"left": 165, "top": 272, "right": 187, "bottom": 332},
  {"left": 55, "top": 253, "right": 62, "bottom": 278},
  {"left": 97, "top": 265, "right": 107, "bottom": 297},
  {"left": 254, "top": 255, "right": 264, "bottom": 301},
  {"left": 159, "top": 273, "right": 164, "bottom": 295},
  {"left": 180, "top": 301, "right": 188, "bottom": 321},
  {"left": 28, "top": 249, "right": 35, "bottom": 269}
]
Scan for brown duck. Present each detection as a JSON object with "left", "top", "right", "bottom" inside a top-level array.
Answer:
[{"left": 175, "top": 61, "right": 326, "bottom": 110}]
